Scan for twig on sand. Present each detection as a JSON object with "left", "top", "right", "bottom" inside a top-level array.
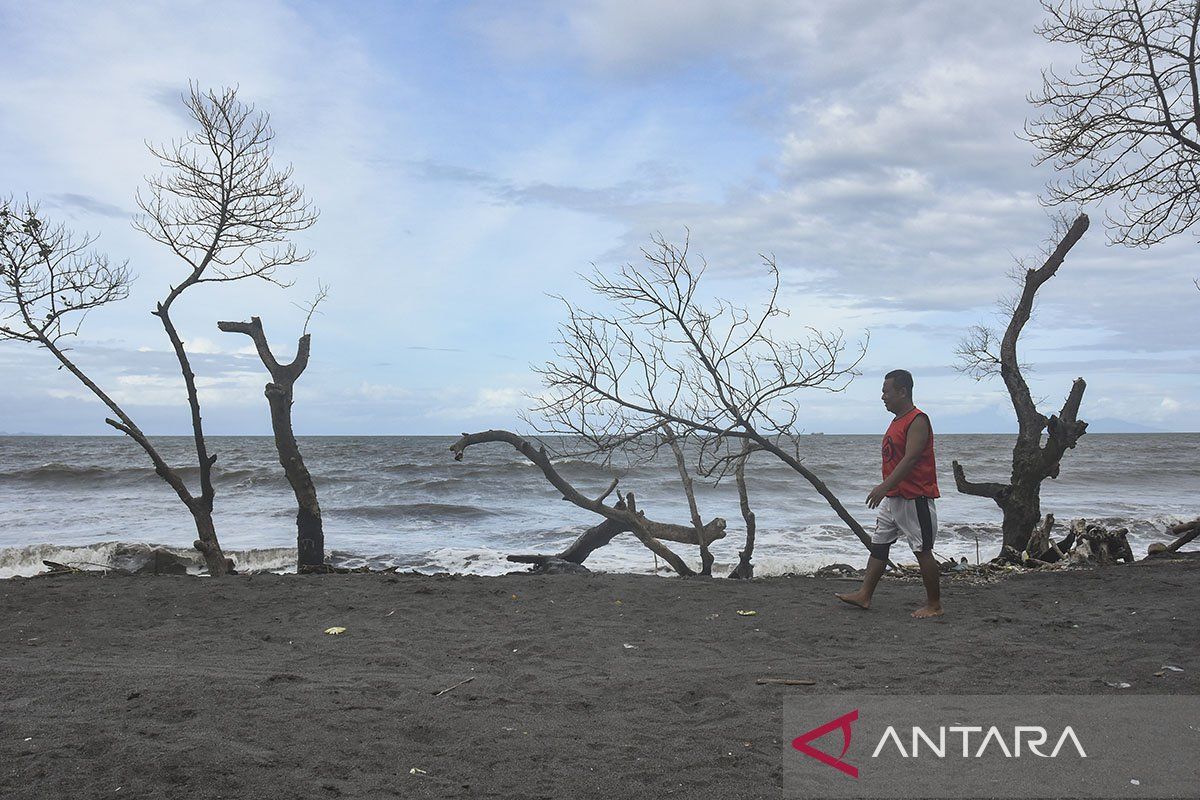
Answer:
[
  {"left": 433, "top": 676, "right": 475, "bottom": 697},
  {"left": 756, "top": 678, "right": 817, "bottom": 686}
]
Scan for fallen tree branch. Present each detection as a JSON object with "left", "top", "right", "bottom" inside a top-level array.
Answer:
[{"left": 451, "top": 429, "right": 727, "bottom": 576}]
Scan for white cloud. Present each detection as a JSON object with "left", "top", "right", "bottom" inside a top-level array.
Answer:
[{"left": 2, "top": 1, "right": 1196, "bottom": 434}]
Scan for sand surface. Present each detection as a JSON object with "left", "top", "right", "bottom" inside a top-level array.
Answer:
[{"left": 2, "top": 557, "right": 1197, "bottom": 799}]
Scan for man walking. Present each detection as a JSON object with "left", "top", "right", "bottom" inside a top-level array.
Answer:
[{"left": 836, "top": 369, "right": 943, "bottom": 618}]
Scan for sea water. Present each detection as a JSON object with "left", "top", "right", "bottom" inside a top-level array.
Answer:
[{"left": 0, "top": 434, "right": 1195, "bottom": 577}]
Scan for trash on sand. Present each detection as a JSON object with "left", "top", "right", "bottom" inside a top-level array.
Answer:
[
  {"left": 622, "top": 643, "right": 638, "bottom": 649},
  {"left": 409, "top": 767, "right": 427, "bottom": 775},
  {"left": 433, "top": 676, "right": 475, "bottom": 697},
  {"left": 1164, "top": 665, "right": 1183, "bottom": 672},
  {"left": 323, "top": 626, "right": 347, "bottom": 635},
  {"left": 1103, "top": 680, "right": 1132, "bottom": 689},
  {"left": 736, "top": 610, "right": 757, "bottom": 617}
]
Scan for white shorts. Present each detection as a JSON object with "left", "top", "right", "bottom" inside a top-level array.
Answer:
[{"left": 872, "top": 496, "right": 937, "bottom": 553}]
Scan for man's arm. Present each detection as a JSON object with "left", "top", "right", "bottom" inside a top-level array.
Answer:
[{"left": 866, "top": 415, "right": 930, "bottom": 508}]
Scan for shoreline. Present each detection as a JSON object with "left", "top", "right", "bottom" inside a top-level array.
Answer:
[{"left": 3, "top": 556, "right": 1197, "bottom": 798}]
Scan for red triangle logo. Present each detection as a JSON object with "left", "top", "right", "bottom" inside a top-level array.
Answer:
[{"left": 792, "top": 708, "right": 859, "bottom": 779}]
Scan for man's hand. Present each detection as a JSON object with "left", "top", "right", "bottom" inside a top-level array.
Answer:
[{"left": 866, "top": 484, "right": 888, "bottom": 509}]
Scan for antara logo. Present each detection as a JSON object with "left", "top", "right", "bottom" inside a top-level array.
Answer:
[
  {"left": 793, "top": 710, "right": 1088, "bottom": 779},
  {"left": 871, "top": 725, "right": 1087, "bottom": 758},
  {"left": 792, "top": 709, "right": 860, "bottom": 779}
]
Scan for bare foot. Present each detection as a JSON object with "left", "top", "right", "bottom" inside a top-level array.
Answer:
[
  {"left": 835, "top": 591, "right": 870, "bottom": 610},
  {"left": 911, "top": 602, "right": 943, "bottom": 619}
]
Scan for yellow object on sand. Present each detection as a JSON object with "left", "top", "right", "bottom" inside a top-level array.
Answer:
[
  {"left": 736, "top": 610, "right": 757, "bottom": 617},
  {"left": 324, "top": 626, "right": 347, "bottom": 635}
]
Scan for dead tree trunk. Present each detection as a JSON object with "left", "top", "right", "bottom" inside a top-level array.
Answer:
[
  {"left": 450, "top": 429, "right": 726, "bottom": 577},
  {"left": 218, "top": 316, "right": 324, "bottom": 569},
  {"left": 728, "top": 442, "right": 757, "bottom": 579},
  {"left": 953, "top": 214, "right": 1091, "bottom": 558},
  {"left": 661, "top": 423, "right": 714, "bottom": 576}
]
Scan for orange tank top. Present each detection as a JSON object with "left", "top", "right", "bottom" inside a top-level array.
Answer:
[{"left": 881, "top": 407, "right": 939, "bottom": 499}]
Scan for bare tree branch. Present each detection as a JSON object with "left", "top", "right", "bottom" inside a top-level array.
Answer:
[
  {"left": 1028, "top": 0, "right": 1200, "bottom": 246},
  {"left": 451, "top": 429, "right": 729, "bottom": 576}
]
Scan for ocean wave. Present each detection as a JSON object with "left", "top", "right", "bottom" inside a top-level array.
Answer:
[
  {"left": 0, "top": 462, "right": 289, "bottom": 489},
  {"left": 0, "top": 541, "right": 298, "bottom": 578},
  {"left": 0, "top": 463, "right": 148, "bottom": 483},
  {"left": 324, "top": 502, "right": 500, "bottom": 521}
]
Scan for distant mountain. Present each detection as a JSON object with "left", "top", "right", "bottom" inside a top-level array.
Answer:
[{"left": 1083, "top": 418, "right": 1167, "bottom": 434}]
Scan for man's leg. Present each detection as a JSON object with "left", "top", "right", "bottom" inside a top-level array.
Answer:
[
  {"left": 835, "top": 553, "right": 888, "bottom": 609},
  {"left": 911, "top": 549, "right": 943, "bottom": 619}
]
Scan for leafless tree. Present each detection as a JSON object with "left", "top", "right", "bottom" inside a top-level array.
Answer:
[
  {"left": 1027, "top": 0, "right": 1200, "bottom": 247},
  {"left": 125, "top": 84, "right": 317, "bottom": 575},
  {"left": 0, "top": 198, "right": 246, "bottom": 573},
  {"left": 530, "top": 234, "right": 873, "bottom": 559},
  {"left": 1, "top": 84, "right": 316, "bottom": 576},
  {"left": 952, "top": 214, "right": 1092, "bottom": 559}
]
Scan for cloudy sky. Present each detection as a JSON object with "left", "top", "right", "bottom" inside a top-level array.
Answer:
[{"left": 1, "top": 0, "right": 1196, "bottom": 435}]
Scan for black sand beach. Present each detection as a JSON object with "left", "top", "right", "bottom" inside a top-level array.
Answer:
[{"left": 2, "top": 557, "right": 1197, "bottom": 799}]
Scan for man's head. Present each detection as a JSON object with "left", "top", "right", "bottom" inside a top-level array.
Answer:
[{"left": 882, "top": 369, "right": 914, "bottom": 414}]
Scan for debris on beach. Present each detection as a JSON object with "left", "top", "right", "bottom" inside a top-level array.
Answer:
[
  {"left": 920, "top": 517, "right": 1162, "bottom": 586},
  {"left": 1147, "top": 517, "right": 1200, "bottom": 559},
  {"left": 814, "top": 563, "right": 859, "bottom": 578},
  {"left": 323, "top": 626, "right": 347, "bottom": 635},
  {"left": 736, "top": 610, "right": 757, "bottom": 617},
  {"left": 433, "top": 676, "right": 474, "bottom": 696}
]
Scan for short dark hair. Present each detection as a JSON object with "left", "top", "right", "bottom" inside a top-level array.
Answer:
[{"left": 884, "top": 369, "right": 913, "bottom": 395}]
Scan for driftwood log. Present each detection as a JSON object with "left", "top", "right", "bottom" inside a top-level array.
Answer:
[
  {"left": 218, "top": 316, "right": 324, "bottom": 569},
  {"left": 451, "top": 430, "right": 726, "bottom": 577},
  {"left": 1065, "top": 519, "right": 1134, "bottom": 566},
  {"left": 953, "top": 214, "right": 1090, "bottom": 556},
  {"left": 1147, "top": 517, "right": 1200, "bottom": 558}
]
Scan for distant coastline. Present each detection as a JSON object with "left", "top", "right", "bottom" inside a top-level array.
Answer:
[{"left": 0, "top": 422, "right": 1186, "bottom": 437}]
